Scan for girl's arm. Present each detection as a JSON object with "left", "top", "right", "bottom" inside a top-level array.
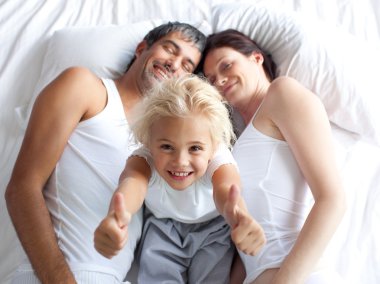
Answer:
[
  {"left": 212, "top": 164, "right": 266, "bottom": 256},
  {"left": 94, "top": 155, "right": 151, "bottom": 258},
  {"left": 268, "top": 77, "right": 346, "bottom": 284},
  {"left": 117, "top": 155, "right": 151, "bottom": 214}
]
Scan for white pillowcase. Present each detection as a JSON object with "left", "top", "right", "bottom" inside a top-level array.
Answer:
[
  {"left": 18, "top": 19, "right": 212, "bottom": 128},
  {"left": 18, "top": 5, "right": 380, "bottom": 146},
  {"left": 211, "top": 3, "right": 380, "bottom": 145}
]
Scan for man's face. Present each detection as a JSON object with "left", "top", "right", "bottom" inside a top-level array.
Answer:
[{"left": 134, "top": 32, "right": 202, "bottom": 93}]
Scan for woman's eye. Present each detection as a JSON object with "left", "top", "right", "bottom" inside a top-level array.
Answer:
[
  {"left": 208, "top": 76, "right": 216, "bottom": 85},
  {"left": 223, "top": 63, "right": 231, "bottom": 70}
]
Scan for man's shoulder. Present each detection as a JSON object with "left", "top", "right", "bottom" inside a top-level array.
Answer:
[
  {"left": 59, "top": 66, "right": 101, "bottom": 85},
  {"left": 52, "top": 67, "right": 106, "bottom": 98},
  {"left": 44, "top": 67, "right": 107, "bottom": 112}
]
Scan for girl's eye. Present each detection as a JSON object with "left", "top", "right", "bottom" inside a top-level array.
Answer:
[
  {"left": 190, "top": 145, "right": 202, "bottom": 152},
  {"left": 160, "top": 144, "right": 173, "bottom": 151}
]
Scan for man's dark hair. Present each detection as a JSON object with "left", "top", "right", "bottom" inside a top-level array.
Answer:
[{"left": 125, "top": 22, "right": 206, "bottom": 72}]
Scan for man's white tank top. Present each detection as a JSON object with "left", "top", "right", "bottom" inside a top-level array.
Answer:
[
  {"left": 37, "top": 78, "right": 142, "bottom": 281},
  {"left": 232, "top": 115, "right": 313, "bottom": 283}
]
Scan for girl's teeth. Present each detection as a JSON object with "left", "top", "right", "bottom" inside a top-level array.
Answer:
[{"left": 171, "top": 171, "right": 189, "bottom": 177}]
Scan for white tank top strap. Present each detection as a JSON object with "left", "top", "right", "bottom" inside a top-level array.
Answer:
[
  {"left": 250, "top": 99, "right": 265, "bottom": 123},
  {"left": 101, "top": 78, "right": 125, "bottom": 118}
]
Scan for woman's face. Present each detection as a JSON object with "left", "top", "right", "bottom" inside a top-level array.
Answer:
[{"left": 203, "top": 47, "right": 263, "bottom": 107}]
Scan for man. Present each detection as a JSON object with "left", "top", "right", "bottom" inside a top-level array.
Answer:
[{"left": 5, "top": 22, "right": 206, "bottom": 284}]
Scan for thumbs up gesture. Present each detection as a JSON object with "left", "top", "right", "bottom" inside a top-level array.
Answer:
[
  {"left": 94, "top": 192, "right": 132, "bottom": 258},
  {"left": 223, "top": 185, "right": 266, "bottom": 256}
]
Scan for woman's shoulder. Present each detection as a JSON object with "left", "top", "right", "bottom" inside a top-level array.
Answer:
[
  {"left": 264, "top": 76, "right": 322, "bottom": 120},
  {"left": 268, "top": 76, "right": 302, "bottom": 93},
  {"left": 267, "top": 76, "right": 315, "bottom": 103}
]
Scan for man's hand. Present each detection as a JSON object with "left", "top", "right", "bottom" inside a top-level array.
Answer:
[
  {"left": 94, "top": 192, "right": 131, "bottom": 258},
  {"left": 223, "top": 184, "right": 266, "bottom": 256}
]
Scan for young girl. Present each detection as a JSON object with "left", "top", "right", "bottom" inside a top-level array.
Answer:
[
  {"left": 201, "top": 29, "right": 346, "bottom": 284},
  {"left": 94, "top": 75, "right": 265, "bottom": 283}
]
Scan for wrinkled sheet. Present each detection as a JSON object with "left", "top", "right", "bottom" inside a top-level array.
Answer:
[{"left": 1, "top": 1, "right": 379, "bottom": 283}]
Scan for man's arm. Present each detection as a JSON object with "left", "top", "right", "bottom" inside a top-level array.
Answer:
[{"left": 5, "top": 67, "right": 106, "bottom": 284}]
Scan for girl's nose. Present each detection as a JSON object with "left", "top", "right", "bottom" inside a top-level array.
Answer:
[{"left": 173, "top": 150, "right": 189, "bottom": 166}]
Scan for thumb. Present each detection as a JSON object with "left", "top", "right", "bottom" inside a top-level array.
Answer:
[
  {"left": 224, "top": 184, "right": 240, "bottom": 228},
  {"left": 112, "top": 192, "right": 131, "bottom": 228}
]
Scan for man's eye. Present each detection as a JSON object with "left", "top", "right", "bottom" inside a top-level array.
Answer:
[
  {"left": 164, "top": 46, "right": 174, "bottom": 54},
  {"left": 182, "top": 63, "right": 192, "bottom": 73}
]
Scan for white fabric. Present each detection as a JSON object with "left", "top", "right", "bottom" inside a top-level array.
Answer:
[
  {"left": 304, "top": 268, "right": 344, "bottom": 284},
  {"left": 10, "top": 78, "right": 143, "bottom": 283},
  {"left": 16, "top": 19, "right": 212, "bottom": 128},
  {"left": 212, "top": 2, "right": 380, "bottom": 146},
  {"left": 132, "top": 144, "right": 236, "bottom": 223},
  {"left": 233, "top": 120, "right": 314, "bottom": 283},
  {"left": 10, "top": 263, "right": 131, "bottom": 284},
  {"left": 1, "top": 1, "right": 380, "bottom": 284}
]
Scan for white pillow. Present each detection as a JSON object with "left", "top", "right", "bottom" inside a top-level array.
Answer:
[
  {"left": 18, "top": 19, "right": 212, "bottom": 128},
  {"left": 211, "top": 3, "right": 380, "bottom": 145}
]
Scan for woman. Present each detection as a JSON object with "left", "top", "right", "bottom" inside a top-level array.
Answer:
[{"left": 200, "top": 29, "right": 346, "bottom": 284}]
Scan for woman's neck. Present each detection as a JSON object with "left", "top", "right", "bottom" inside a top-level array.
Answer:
[{"left": 237, "top": 81, "right": 269, "bottom": 125}]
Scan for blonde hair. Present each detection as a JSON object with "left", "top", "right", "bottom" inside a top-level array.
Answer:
[{"left": 131, "top": 75, "right": 235, "bottom": 148}]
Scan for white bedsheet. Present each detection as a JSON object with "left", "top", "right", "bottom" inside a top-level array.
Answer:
[{"left": 1, "top": 1, "right": 379, "bottom": 283}]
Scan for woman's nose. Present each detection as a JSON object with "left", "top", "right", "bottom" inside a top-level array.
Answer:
[{"left": 216, "top": 76, "right": 227, "bottom": 86}]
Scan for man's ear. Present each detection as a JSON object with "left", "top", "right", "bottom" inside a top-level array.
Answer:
[
  {"left": 135, "top": 40, "right": 148, "bottom": 57},
  {"left": 249, "top": 52, "right": 264, "bottom": 65}
]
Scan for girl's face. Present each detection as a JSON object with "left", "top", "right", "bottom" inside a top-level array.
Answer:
[
  {"left": 203, "top": 47, "right": 263, "bottom": 107},
  {"left": 148, "top": 115, "right": 215, "bottom": 190}
]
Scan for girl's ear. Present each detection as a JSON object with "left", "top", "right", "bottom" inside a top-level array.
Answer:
[
  {"left": 211, "top": 142, "right": 219, "bottom": 160},
  {"left": 249, "top": 52, "right": 264, "bottom": 65},
  {"left": 135, "top": 40, "right": 148, "bottom": 57}
]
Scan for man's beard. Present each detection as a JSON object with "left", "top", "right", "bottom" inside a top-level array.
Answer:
[
  {"left": 140, "top": 70, "right": 159, "bottom": 93},
  {"left": 141, "top": 66, "right": 173, "bottom": 93}
]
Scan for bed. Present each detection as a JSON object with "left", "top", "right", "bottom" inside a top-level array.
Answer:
[{"left": 1, "top": 0, "right": 379, "bottom": 283}]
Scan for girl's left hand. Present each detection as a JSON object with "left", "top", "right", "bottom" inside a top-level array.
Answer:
[{"left": 223, "top": 185, "right": 266, "bottom": 256}]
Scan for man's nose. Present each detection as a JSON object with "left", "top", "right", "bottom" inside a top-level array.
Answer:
[{"left": 165, "top": 57, "right": 181, "bottom": 74}]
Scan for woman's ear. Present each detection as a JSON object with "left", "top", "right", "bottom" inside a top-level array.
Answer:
[
  {"left": 135, "top": 40, "right": 148, "bottom": 57},
  {"left": 249, "top": 52, "right": 264, "bottom": 65}
]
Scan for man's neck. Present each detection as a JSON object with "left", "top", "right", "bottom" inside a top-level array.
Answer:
[{"left": 114, "top": 75, "right": 143, "bottom": 119}]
